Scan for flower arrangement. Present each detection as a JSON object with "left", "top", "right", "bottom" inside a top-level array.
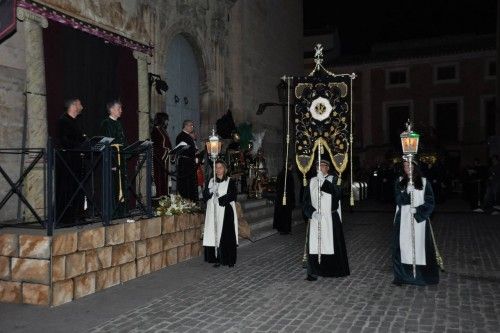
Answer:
[{"left": 155, "top": 194, "right": 202, "bottom": 216}]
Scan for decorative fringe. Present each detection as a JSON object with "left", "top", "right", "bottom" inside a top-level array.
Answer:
[
  {"left": 337, "top": 175, "right": 341, "bottom": 186},
  {"left": 303, "top": 175, "right": 307, "bottom": 186},
  {"left": 282, "top": 193, "right": 287, "bottom": 206}
]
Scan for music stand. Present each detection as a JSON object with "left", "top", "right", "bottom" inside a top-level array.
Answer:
[
  {"left": 79, "top": 136, "right": 114, "bottom": 151},
  {"left": 169, "top": 141, "right": 190, "bottom": 156}
]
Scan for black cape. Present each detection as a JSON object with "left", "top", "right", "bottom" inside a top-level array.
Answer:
[
  {"left": 393, "top": 179, "right": 439, "bottom": 286},
  {"left": 175, "top": 131, "right": 198, "bottom": 202}
]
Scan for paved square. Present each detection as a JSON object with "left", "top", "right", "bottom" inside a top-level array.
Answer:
[{"left": 1, "top": 210, "right": 499, "bottom": 332}]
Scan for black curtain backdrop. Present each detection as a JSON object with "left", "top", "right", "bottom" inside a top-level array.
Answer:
[{"left": 43, "top": 20, "right": 138, "bottom": 143}]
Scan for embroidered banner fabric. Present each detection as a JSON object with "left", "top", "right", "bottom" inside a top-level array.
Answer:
[{"left": 293, "top": 69, "right": 353, "bottom": 182}]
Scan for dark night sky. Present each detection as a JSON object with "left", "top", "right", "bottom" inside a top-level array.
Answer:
[{"left": 303, "top": 0, "right": 497, "bottom": 55}]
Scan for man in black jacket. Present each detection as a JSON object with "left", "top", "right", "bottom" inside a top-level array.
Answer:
[
  {"left": 56, "top": 98, "right": 87, "bottom": 225},
  {"left": 175, "top": 120, "right": 198, "bottom": 201}
]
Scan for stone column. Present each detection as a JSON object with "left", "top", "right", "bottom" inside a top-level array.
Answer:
[
  {"left": 16, "top": 8, "right": 48, "bottom": 220},
  {"left": 132, "top": 51, "right": 150, "bottom": 201},
  {"left": 133, "top": 51, "right": 150, "bottom": 140}
]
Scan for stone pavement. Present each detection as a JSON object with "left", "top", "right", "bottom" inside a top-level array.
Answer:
[{"left": 1, "top": 206, "right": 499, "bottom": 332}]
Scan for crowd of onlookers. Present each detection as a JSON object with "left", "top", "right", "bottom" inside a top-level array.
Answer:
[{"left": 359, "top": 154, "right": 500, "bottom": 214}]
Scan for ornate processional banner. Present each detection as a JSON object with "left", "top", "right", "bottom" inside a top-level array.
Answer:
[{"left": 292, "top": 44, "right": 356, "bottom": 186}]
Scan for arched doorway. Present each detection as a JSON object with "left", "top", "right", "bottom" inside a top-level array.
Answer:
[{"left": 165, "top": 34, "right": 200, "bottom": 144}]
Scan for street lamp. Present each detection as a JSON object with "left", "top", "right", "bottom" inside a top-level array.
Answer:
[
  {"left": 205, "top": 128, "right": 222, "bottom": 258},
  {"left": 400, "top": 119, "right": 420, "bottom": 278}
]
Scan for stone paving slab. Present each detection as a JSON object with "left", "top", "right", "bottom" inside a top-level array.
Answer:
[{"left": 1, "top": 211, "right": 499, "bottom": 333}]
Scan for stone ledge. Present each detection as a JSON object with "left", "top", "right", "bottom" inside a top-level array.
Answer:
[{"left": 0, "top": 217, "right": 204, "bottom": 306}]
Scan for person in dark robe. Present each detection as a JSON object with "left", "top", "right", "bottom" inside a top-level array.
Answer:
[
  {"left": 99, "top": 100, "right": 127, "bottom": 218},
  {"left": 393, "top": 160, "right": 439, "bottom": 286},
  {"left": 273, "top": 163, "right": 295, "bottom": 234},
  {"left": 203, "top": 160, "right": 238, "bottom": 267},
  {"left": 303, "top": 160, "right": 350, "bottom": 281},
  {"left": 151, "top": 112, "right": 172, "bottom": 197},
  {"left": 56, "top": 98, "right": 87, "bottom": 226},
  {"left": 175, "top": 120, "right": 198, "bottom": 202}
]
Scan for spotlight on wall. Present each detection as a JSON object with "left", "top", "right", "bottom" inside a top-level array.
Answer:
[{"left": 148, "top": 73, "right": 168, "bottom": 95}]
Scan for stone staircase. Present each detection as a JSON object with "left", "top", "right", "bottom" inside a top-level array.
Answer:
[{"left": 237, "top": 194, "right": 303, "bottom": 246}]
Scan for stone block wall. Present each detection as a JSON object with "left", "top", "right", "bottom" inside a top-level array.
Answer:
[
  {"left": 0, "top": 233, "right": 50, "bottom": 305},
  {"left": 0, "top": 214, "right": 204, "bottom": 306}
]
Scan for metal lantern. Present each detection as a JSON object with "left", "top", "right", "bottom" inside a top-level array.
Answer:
[
  {"left": 400, "top": 120, "right": 420, "bottom": 155},
  {"left": 206, "top": 127, "right": 222, "bottom": 260},
  {"left": 206, "top": 128, "right": 222, "bottom": 161}
]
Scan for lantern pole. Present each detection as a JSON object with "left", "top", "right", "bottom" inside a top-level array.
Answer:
[
  {"left": 401, "top": 119, "right": 419, "bottom": 278},
  {"left": 206, "top": 128, "right": 221, "bottom": 258}
]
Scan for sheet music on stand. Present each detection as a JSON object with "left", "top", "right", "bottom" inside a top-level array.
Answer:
[{"left": 80, "top": 136, "right": 114, "bottom": 152}]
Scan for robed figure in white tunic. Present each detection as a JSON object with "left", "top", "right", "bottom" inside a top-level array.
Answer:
[
  {"left": 303, "top": 161, "right": 350, "bottom": 280},
  {"left": 393, "top": 161, "right": 439, "bottom": 286},
  {"left": 203, "top": 161, "right": 238, "bottom": 267}
]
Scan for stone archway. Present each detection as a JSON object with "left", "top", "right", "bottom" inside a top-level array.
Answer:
[{"left": 161, "top": 26, "right": 211, "bottom": 141}]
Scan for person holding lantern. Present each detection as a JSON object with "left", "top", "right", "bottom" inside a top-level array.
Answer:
[
  {"left": 392, "top": 160, "right": 439, "bottom": 286},
  {"left": 202, "top": 160, "right": 239, "bottom": 267},
  {"left": 302, "top": 159, "right": 350, "bottom": 281}
]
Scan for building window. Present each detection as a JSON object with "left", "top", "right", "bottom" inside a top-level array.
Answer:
[
  {"left": 387, "top": 105, "right": 410, "bottom": 148},
  {"left": 435, "top": 102, "right": 459, "bottom": 143},
  {"left": 486, "top": 60, "right": 496, "bottom": 79},
  {"left": 386, "top": 68, "right": 409, "bottom": 88},
  {"left": 485, "top": 97, "right": 496, "bottom": 137},
  {"left": 434, "top": 63, "right": 458, "bottom": 83}
]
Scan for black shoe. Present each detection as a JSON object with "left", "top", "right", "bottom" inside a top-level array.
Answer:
[
  {"left": 306, "top": 275, "right": 317, "bottom": 281},
  {"left": 229, "top": 264, "right": 234, "bottom": 268},
  {"left": 213, "top": 263, "right": 220, "bottom": 268},
  {"left": 392, "top": 280, "right": 403, "bottom": 286}
]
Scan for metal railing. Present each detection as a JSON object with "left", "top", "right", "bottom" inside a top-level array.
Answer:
[{"left": 0, "top": 138, "right": 153, "bottom": 235}]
